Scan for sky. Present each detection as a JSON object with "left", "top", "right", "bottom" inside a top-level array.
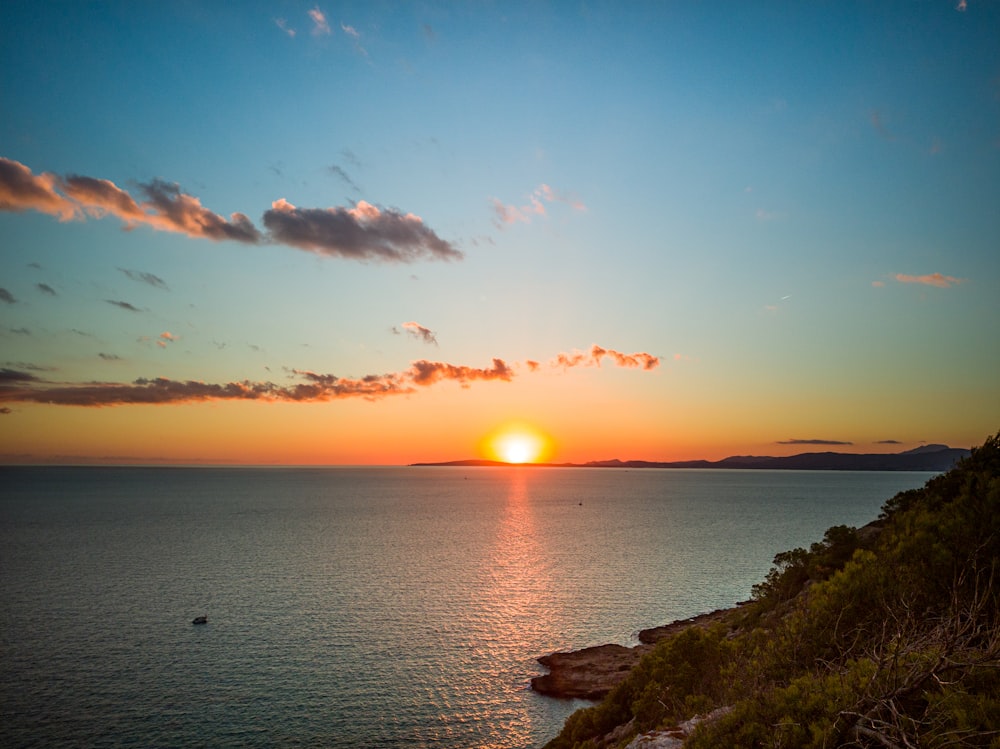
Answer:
[{"left": 1, "top": 1, "right": 998, "bottom": 465}]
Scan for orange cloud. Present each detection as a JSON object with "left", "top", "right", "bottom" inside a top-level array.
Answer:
[
  {"left": 157, "top": 332, "right": 178, "bottom": 348},
  {"left": 308, "top": 6, "right": 331, "bottom": 35},
  {"left": 400, "top": 321, "right": 438, "bottom": 345},
  {"left": 0, "top": 157, "right": 78, "bottom": 220},
  {"left": 551, "top": 344, "right": 660, "bottom": 371},
  {"left": 894, "top": 272, "right": 964, "bottom": 288},
  {"left": 408, "top": 358, "right": 513, "bottom": 387},
  {"left": 59, "top": 174, "right": 144, "bottom": 221},
  {"left": 491, "top": 183, "right": 586, "bottom": 228},
  {"left": 139, "top": 179, "right": 262, "bottom": 242},
  {"left": 2, "top": 158, "right": 261, "bottom": 243},
  {"left": 1, "top": 343, "right": 658, "bottom": 408}
]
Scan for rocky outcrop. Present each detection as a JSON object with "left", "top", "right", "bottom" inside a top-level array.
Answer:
[
  {"left": 532, "top": 643, "right": 648, "bottom": 700},
  {"left": 531, "top": 608, "right": 737, "bottom": 699}
]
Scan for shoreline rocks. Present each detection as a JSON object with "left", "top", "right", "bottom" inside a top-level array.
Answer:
[{"left": 530, "top": 608, "right": 737, "bottom": 700}]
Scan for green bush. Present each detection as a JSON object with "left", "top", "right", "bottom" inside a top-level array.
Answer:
[{"left": 545, "top": 431, "right": 1000, "bottom": 749}]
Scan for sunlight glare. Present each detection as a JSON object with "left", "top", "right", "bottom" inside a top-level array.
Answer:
[{"left": 482, "top": 422, "right": 553, "bottom": 464}]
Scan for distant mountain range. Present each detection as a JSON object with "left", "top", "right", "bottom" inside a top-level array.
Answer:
[{"left": 412, "top": 444, "right": 970, "bottom": 472}]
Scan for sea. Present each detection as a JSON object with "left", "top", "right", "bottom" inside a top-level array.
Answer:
[{"left": 1, "top": 466, "right": 936, "bottom": 749}]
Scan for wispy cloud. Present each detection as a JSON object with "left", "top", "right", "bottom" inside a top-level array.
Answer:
[
  {"left": 119, "top": 268, "right": 168, "bottom": 290},
  {"left": 98, "top": 353, "right": 122, "bottom": 361},
  {"left": 309, "top": 6, "right": 331, "bottom": 35},
  {"left": 106, "top": 300, "right": 141, "bottom": 313},
  {"left": 491, "top": 183, "right": 586, "bottom": 228},
  {"left": 157, "top": 332, "right": 178, "bottom": 348},
  {"left": 894, "top": 272, "right": 964, "bottom": 288},
  {"left": 36, "top": 283, "right": 56, "bottom": 296},
  {"left": 396, "top": 321, "right": 438, "bottom": 345},
  {"left": 869, "top": 109, "right": 894, "bottom": 140},
  {"left": 875, "top": 439, "right": 902, "bottom": 445},
  {"left": 1, "top": 157, "right": 456, "bottom": 265},
  {"left": 327, "top": 164, "right": 361, "bottom": 193},
  {"left": 1, "top": 343, "right": 658, "bottom": 407},
  {"left": 776, "top": 438, "right": 853, "bottom": 446},
  {"left": 263, "top": 198, "right": 462, "bottom": 262},
  {"left": 340, "top": 22, "right": 368, "bottom": 57},
  {"left": 551, "top": 344, "right": 659, "bottom": 371},
  {"left": 0, "top": 288, "right": 16, "bottom": 304},
  {"left": 275, "top": 18, "right": 296, "bottom": 37}
]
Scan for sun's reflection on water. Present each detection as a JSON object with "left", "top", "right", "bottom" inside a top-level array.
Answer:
[{"left": 474, "top": 468, "right": 560, "bottom": 746}]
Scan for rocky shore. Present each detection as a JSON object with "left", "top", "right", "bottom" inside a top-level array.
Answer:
[{"left": 531, "top": 607, "right": 738, "bottom": 700}]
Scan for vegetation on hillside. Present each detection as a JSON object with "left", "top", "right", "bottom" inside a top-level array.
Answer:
[{"left": 544, "top": 433, "right": 1000, "bottom": 749}]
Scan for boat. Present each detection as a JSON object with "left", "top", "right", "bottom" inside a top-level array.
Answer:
[{"left": 192, "top": 615, "right": 208, "bottom": 625}]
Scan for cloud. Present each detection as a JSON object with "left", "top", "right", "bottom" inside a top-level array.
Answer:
[
  {"left": 956, "top": 0, "right": 967, "bottom": 10},
  {"left": 551, "top": 344, "right": 660, "bottom": 371},
  {"left": 98, "top": 353, "right": 122, "bottom": 361},
  {"left": 106, "top": 300, "right": 141, "bottom": 312},
  {"left": 872, "top": 280, "right": 885, "bottom": 287},
  {"left": 875, "top": 439, "right": 902, "bottom": 445},
  {"left": 491, "top": 183, "right": 586, "bottom": 228},
  {"left": 119, "top": 268, "right": 168, "bottom": 290},
  {"left": 869, "top": 109, "right": 894, "bottom": 140},
  {"left": 894, "top": 272, "right": 964, "bottom": 288},
  {"left": 59, "top": 174, "right": 144, "bottom": 221},
  {"left": 0, "top": 287, "right": 16, "bottom": 304},
  {"left": 408, "top": 358, "right": 512, "bottom": 386},
  {"left": 36, "top": 283, "right": 56, "bottom": 296},
  {"left": 400, "top": 321, "right": 438, "bottom": 345},
  {"left": 536, "top": 183, "right": 587, "bottom": 212},
  {"left": 157, "top": 331, "right": 178, "bottom": 348},
  {"left": 263, "top": 198, "right": 462, "bottom": 262},
  {"left": 4, "top": 158, "right": 459, "bottom": 266},
  {"left": 275, "top": 18, "right": 296, "bottom": 37},
  {"left": 776, "top": 438, "right": 854, "bottom": 446},
  {"left": 309, "top": 6, "right": 331, "bottom": 35},
  {"left": 755, "top": 209, "right": 783, "bottom": 221},
  {"left": 0, "top": 157, "right": 78, "bottom": 220},
  {"left": 3, "top": 158, "right": 262, "bottom": 243},
  {"left": 1, "top": 343, "right": 657, "bottom": 408},
  {"left": 138, "top": 179, "right": 262, "bottom": 243},
  {"left": 328, "top": 164, "right": 361, "bottom": 193},
  {"left": 0, "top": 368, "right": 41, "bottom": 383}
]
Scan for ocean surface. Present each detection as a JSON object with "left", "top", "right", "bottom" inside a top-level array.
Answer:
[{"left": 1, "top": 466, "right": 935, "bottom": 748}]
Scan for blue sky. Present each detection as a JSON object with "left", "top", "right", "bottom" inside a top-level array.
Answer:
[{"left": 1, "top": 1, "right": 998, "bottom": 464}]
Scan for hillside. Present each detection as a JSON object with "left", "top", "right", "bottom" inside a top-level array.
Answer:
[
  {"left": 413, "top": 444, "right": 969, "bottom": 472},
  {"left": 543, "top": 433, "right": 1000, "bottom": 748}
]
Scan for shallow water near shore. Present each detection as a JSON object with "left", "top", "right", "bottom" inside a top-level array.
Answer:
[{"left": 1, "top": 466, "right": 934, "bottom": 748}]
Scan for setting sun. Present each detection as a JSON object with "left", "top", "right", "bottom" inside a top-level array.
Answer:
[{"left": 481, "top": 423, "right": 554, "bottom": 464}]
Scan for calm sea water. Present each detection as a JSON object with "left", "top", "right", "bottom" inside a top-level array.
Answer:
[{"left": 1, "top": 466, "right": 934, "bottom": 748}]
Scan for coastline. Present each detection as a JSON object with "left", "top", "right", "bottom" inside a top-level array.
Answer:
[{"left": 531, "top": 607, "right": 739, "bottom": 700}]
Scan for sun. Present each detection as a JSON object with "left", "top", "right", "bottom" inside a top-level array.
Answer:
[{"left": 481, "top": 422, "right": 553, "bottom": 464}]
